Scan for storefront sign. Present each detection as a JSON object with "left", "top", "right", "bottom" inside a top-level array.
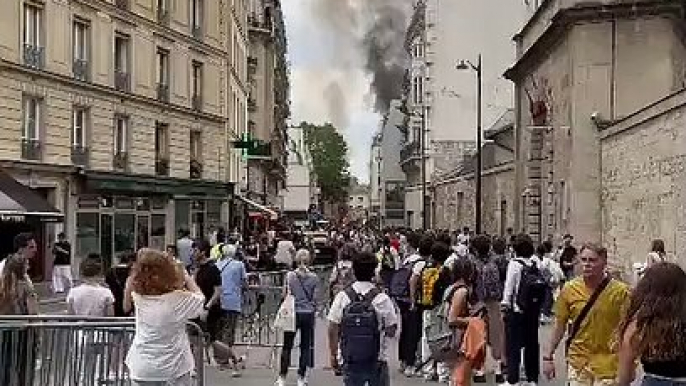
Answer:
[{"left": 0, "top": 215, "right": 25, "bottom": 222}]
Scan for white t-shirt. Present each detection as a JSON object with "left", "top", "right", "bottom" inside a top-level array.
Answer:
[
  {"left": 126, "top": 290, "right": 205, "bottom": 381},
  {"left": 327, "top": 281, "right": 399, "bottom": 362},
  {"left": 67, "top": 283, "right": 114, "bottom": 316}
]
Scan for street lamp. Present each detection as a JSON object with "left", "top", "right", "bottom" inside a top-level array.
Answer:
[{"left": 456, "top": 54, "right": 483, "bottom": 235}]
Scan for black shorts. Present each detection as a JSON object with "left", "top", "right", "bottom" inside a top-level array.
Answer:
[{"left": 191, "top": 308, "right": 224, "bottom": 343}]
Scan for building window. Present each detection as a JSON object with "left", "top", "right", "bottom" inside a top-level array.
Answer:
[
  {"left": 413, "top": 76, "right": 424, "bottom": 105},
  {"left": 155, "top": 122, "right": 169, "bottom": 176},
  {"left": 157, "top": 0, "right": 169, "bottom": 23},
  {"left": 114, "top": 33, "right": 130, "bottom": 91},
  {"left": 23, "top": 2, "right": 44, "bottom": 69},
  {"left": 114, "top": 115, "right": 128, "bottom": 154},
  {"left": 72, "top": 19, "right": 90, "bottom": 80},
  {"left": 156, "top": 48, "right": 170, "bottom": 102},
  {"left": 191, "top": 0, "right": 203, "bottom": 38},
  {"left": 72, "top": 107, "right": 87, "bottom": 147},
  {"left": 414, "top": 42, "right": 424, "bottom": 58},
  {"left": 191, "top": 61, "right": 203, "bottom": 110},
  {"left": 190, "top": 131, "right": 202, "bottom": 161},
  {"left": 23, "top": 97, "right": 41, "bottom": 140}
]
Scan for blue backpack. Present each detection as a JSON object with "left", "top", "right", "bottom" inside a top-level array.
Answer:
[
  {"left": 340, "top": 287, "right": 381, "bottom": 370},
  {"left": 389, "top": 259, "right": 421, "bottom": 304}
]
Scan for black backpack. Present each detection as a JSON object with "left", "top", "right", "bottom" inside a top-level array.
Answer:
[
  {"left": 340, "top": 288, "right": 381, "bottom": 370},
  {"left": 389, "top": 258, "right": 421, "bottom": 303},
  {"left": 515, "top": 259, "right": 547, "bottom": 312}
]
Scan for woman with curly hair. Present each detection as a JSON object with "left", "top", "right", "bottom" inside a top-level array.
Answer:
[
  {"left": 124, "top": 248, "right": 205, "bottom": 386},
  {"left": 618, "top": 262, "right": 686, "bottom": 386}
]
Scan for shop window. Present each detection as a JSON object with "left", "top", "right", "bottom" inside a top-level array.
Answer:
[
  {"left": 151, "top": 196, "right": 166, "bottom": 210},
  {"left": 114, "top": 213, "right": 135, "bottom": 255},
  {"left": 136, "top": 198, "right": 150, "bottom": 211},
  {"left": 207, "top": 200, "right": 221, "bottom": 226},
  {"left": 76, "top": 212, "right": 99, "bottom": 260},
  {"left": 116, "top": 198, "right": 134, "bottom": 210},
  {"left": 175, "top": 200, "right": 190, "bottom": 237},
  {"left": 151, "top": 214, "right": 166, "bottom": 250}
]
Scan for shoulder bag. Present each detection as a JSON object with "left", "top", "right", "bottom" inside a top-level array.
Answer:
[{"left": 565, "top": 276, "right": 611, "bottom": 353}]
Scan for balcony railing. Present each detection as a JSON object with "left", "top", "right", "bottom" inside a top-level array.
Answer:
[
  {"left": 114, "top": 70, "right": 130, "bottom": 92},
  {"left": 192, "top": 94, "right": 202, "bottom": 111},
  {"left": 190, "top": 159, "right": 203, "bottom": 179},
  {"left": 71, "top": 145, "right": 89, "bottom": 166},
  {"left": 73, "top": 58, "right": 89, "bottom": 81},
  {"left": 23, "top": 44, "right": 45, "bottom": 69},
  {"left": 247, "top": 98, "right": 257, "bottom": 112},
  {"left": 157, "top": 8, "right": 170, "bottom": 25},
  {"left": 21, "top": 139, "right": 42, "bottom": 161},
  {"left": 400, "top": 141, "right": 420, "bottom": 163},
  {"left": 191, "top": 26, "right": 202, "bottom": 40},
  {"left": 155, "top": 157, "right": 169, "bottom": 176},
  {"left": 157, "top": 83, "right": 170, "bottom": 103},
  {"left": 113, "top": 151, "right": 128, "bottom": 171},
  {"left": 115, "top": 0, "right": 129, "bottom": 10}
]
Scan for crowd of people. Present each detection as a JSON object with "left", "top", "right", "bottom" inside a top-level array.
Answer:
[{"left": 0, "top": 227, "right": 684, "bottom": 386}]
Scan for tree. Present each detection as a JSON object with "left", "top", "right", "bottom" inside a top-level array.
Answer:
[{"left": 300, "top": 121, "right": 351, "bottom": 202}]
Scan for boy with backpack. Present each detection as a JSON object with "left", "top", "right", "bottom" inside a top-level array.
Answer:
[
  {"left": 328, "top": 251, "right": 399, "bottom": 386},
  {"left": 500, "top": 234, "right": 546, "bottom": 386}
]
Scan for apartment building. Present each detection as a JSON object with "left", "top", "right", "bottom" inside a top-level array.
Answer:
[
  {"left": 244, "top": 0, "right": 289, "bottom": 215},
  {"left": 0, "top": 0, "right": 244, "bottom": 279},
  {"left": 400, "top": 0, "right": 527, "bottom": 229}
]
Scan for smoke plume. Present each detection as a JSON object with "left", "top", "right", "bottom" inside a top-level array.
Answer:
[
  {"left": 323, "top": 81, "right": 349, "bottom": 129},
  {"left": 311, "top": 0, "right": 413, "bottom": 114}
]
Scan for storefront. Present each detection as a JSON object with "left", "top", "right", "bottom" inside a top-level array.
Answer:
[
  {"left": 237, "top": 195, "right": 278, "bottom": 237},
  {"left": 74, "top": 171, "right": 232, "bottom": 269},
  {"left": 0, "top": 168, "right": 64, "bottom": 280}
]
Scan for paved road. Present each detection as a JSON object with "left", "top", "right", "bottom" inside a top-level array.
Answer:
[{"left": 38, "top": 300, "right": 570, "bottom": 386}]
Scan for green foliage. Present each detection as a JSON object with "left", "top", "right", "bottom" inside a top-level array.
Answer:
[{"left": 300, "top": 121, "right": 351, "bottom": 201}]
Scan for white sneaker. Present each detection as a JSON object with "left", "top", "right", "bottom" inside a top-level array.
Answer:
[
  {"left": 274, "top": 377, "right": 286, "bottom": 386},
  {"left": 403, "top": 367, "right": 415, "bottom": 377},
  {"left": 297, "top": 376, "right": 308, "bottom": 386}
]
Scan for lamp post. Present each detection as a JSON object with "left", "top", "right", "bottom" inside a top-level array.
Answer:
[{"left": 456, "top": 54, "right": 483, "bottom": 235}]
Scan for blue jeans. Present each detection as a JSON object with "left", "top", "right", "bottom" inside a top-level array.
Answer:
[
  {"left": 344, "top": 362, "right": 389, "bottom": 386},
  {"left": 643, "top": 374, "right": 686, "bottom": 386}
]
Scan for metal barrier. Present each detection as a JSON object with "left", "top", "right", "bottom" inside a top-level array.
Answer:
[{"left": 0, "top": 316, "right": 204, "bottom": 386}]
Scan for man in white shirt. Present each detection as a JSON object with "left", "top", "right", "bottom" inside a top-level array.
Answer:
[
  {"left": 328, "top": 251, "right": 399, "bottom": 386},
  {"left": 500, "top": 234, "right": 542, "bottom": 386}
]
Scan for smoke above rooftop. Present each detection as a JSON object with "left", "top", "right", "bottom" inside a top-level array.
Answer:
[{"left": 311, "top": 0, "right": 412, "bottom": 115}]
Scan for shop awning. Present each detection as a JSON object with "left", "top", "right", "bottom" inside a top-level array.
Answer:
[
  {"left": 237, "top": 195, "right": 278, "bottom": 220},
  {"left": 0, "top": 170, "right": 63, "bottom": 222}
]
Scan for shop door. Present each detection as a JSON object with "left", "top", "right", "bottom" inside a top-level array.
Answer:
[
  {"left": 100, "top": 214, "right": 113, "bottom": 271},
  {"left": 136, "top": 215, "right": 150, "bottom": 250}
]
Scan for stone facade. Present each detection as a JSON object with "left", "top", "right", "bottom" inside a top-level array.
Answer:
[
  {"left": 601, "top": 90, "right": 686, "bottom": 272},
  {"left": 433, "top": 164, "right": 516, "bottom": 235},
  {"left": 508, "top": 0, "right": 686, "bottom": 244}
]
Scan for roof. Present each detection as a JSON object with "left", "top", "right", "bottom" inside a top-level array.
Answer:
[{"left": 484, "top": 109, "right": 515, "bottom": 139}]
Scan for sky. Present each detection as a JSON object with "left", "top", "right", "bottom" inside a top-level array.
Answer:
[{"left": 282, "top": 0, "right": 380, "bottom": 184}]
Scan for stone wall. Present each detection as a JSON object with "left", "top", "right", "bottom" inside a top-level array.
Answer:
[
  {"left": 601, "top": 90, "right": 686, "bottom": 273},
  {"left": 433, "top": 164, "right": 516, "bottom": 235}
]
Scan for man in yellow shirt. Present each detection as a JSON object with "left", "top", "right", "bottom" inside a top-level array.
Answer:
[{"left": 543, "top": 242, "right": 630, "bottom": 386}]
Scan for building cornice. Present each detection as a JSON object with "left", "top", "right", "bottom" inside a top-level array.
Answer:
[
  {"left": 0, "top": 61, "right": 227, "bottom": 124},
  {"left": 601, "top": 88, "right": 686, "bottom": 139},
  {"left": 504, "top": 1, "right": 685, "bottom": 82}
]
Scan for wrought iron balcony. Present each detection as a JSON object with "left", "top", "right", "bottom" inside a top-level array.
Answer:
[
  {"left": 190, "top": 159, "right": 203, "bottom": 179},
  {"left": 191, "top": 26, "right": 203, "bottom": 40},
  {"left": 115, "top": 0, "right": 129, "bottom": 10},
  {"left": 192, "top": 94, "right": 202, "bottom": 111},
  {"left": 113, "top": 151, "right": 128, "bottom": 171},
  {"left": 73, "top": 59, "right": 89, "bottom": 81},
  {"left": 21, "top": 139, "right": 42, "bottom": 161},
  {"left": 23, "top": 44, "right": 45, "bottom": 69},
  {"left": 114, "top": 70, "right": 130, "bottom": 92},
  {"left": 71, "top": 145, "right": 89, "bottom": 166},
  {"left": 155, "top": 157, "right": 169, "bottom": 176},
  {"left": 157, "top": 83, "right": 170, "bottom": 103}
]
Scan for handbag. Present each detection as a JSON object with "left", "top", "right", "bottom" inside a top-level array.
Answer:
[
  {"left": 565, "top": 276, "right": 611, "bottom": 353},
  {"left": 274, "top": 275, "right": 296, "bottom": 332}
]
